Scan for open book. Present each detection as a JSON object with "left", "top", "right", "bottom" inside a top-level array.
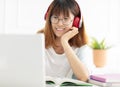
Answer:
[{"left": 46, "top": 76, "right": 93, "bottom": 86}]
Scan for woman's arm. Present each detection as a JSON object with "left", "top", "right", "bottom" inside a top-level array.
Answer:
[{"left": 61, "top": 27, "right": 89, "bottom": 82}]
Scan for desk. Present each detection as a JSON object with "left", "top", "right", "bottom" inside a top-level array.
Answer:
[{"left": 46, "top": 84, "right": 100, "bottom": 87}]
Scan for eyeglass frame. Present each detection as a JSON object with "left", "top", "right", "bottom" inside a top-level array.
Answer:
[{"left": 50, "top": 15, "right": 74, "bottom": 26}]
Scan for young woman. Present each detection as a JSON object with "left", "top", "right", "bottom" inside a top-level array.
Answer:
[{"left": 37, "top": 0, "right": 95, "bottom": 82}]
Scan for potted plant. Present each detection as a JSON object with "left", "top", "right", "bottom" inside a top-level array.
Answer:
[{"left": 89, "top": 37, "right": 111, "bottom": 67}]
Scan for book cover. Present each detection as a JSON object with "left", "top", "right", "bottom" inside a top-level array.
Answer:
[
  {"left": 46, "top": 76, "right": 93, "bottom": 86},
  {"left": 90, "top": 73, "right": 120, "bottom": 83}
]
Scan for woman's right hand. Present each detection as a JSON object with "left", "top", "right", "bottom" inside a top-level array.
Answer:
[{"left": 61, "top": 27, "right": 79, "bottom": 43}]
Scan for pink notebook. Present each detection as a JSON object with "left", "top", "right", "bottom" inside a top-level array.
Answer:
[{"left": 90, "top": 74, "right": 120, "bottom": 83}]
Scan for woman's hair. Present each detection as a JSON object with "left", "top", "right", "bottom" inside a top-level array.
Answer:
[{"left": 37, "top": 0, "right": 88, "bottom": 48}]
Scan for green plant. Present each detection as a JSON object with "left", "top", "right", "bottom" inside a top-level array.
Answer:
[{"left": 89, "top": 37, "right": 111, "bottom": 49}]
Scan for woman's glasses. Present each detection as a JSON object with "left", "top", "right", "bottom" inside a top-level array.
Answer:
[{"left": 50, "top": 15, "right": 73, "bottom": 26}]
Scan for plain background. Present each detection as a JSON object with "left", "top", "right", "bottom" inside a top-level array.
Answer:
[{"left": 0, "top": 0, "right": 120, "bottom": 73}]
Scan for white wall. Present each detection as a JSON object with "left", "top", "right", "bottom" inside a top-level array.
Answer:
[
  {"left": 0, "top": 0, "right": 5, "bottom": 33},
  {"left": 0, "top": 0, "right": 51, "bottom": 34},
  {"left": 78, "top": 0, "right": 110, "bottom": 40},
  {"left": 108, "top": 0, "right": 120, "bottom": 73}
]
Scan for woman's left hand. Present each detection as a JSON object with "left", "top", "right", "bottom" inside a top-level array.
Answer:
[{"left": 61, "top": 27, "right": 79, "bottom": 42}]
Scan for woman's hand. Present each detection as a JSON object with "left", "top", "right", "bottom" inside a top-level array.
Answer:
[{"left": 61, "top": 27, "right": 79, "bottom": 42}]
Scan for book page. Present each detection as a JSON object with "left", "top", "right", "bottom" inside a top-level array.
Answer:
[{"left": 59, "top": 78, "right": 93, "bottom": 86}]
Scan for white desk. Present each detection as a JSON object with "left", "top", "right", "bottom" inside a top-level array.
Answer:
[{"left": 46, "top": 84, "right": 100, "bottom": 87}]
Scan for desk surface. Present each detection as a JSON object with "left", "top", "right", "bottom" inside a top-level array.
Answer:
[{"left": 46, "top": 84, "right": 100, "bottom": 87}]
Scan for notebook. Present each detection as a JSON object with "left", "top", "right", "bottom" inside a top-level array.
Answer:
[{"left": 0, "top": 34, "right": 45, "bottom": 87}]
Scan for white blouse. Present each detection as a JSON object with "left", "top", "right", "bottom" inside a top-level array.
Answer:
[{"left": 45, "top": 45, "right": 95, "bottom": 78}]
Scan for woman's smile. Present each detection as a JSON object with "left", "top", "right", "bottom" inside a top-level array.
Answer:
[{"left": 56, "top": 27, "right": 65, "bottom": 31}]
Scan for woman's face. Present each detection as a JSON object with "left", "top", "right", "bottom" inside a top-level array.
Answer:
[{"left": 51, "top": 11, "right": 74, "bottom": 38}]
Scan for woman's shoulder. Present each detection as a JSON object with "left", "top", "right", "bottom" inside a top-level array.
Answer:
[
  {"left": 75, "top": 44, "right": 91, "bottom": 50},
  {"left": 74, "top": 44, "right": 92, "bottom": 53},
  {"left": 36, "top": 28, "right": 45, "bottom": 34}
]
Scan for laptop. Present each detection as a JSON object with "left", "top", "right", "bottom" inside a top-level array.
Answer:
[{"left": 0, "top": 34, "right": 45, "bottom": 87}]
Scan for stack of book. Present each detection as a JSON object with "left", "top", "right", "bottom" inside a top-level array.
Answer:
[{"left": 89, "top": 73, "right": 120, "bottom": 87}]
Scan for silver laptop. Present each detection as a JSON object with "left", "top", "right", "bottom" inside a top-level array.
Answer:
[{"left": 0, "top": 34, "right": 45, "bottom": 87}]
